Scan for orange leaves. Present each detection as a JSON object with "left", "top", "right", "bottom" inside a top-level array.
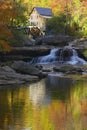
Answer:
[
  {"left": 0, "top": 1, "right": 14, "bottom": 24},
  {"left": 0, "top": 25, "right": 12, "bottom": 38},
  {"left": 49, "top": 0, "right": 71, "bottom": 15},
  {"left": 0, "top": 25, "right": 13, "bottom": 52},
  {"left": 0, "top": 40, "right": 12, "bottom": 52},
  {"left": 0, "top": 1, "right": 15, "bottom": 52}
]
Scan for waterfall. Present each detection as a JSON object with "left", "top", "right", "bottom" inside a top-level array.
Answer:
[
  {"left": 59, "top": 49, "right": 64, "bottom": 62},
  {"left": 30, "top": 48, "right": 59, "bottom": 64},
  {"left": 67, "top": 49, "right": 86, "bottom": 65},
  {"left": 38, "top": 48, "right": 58, "bottom": 63},
  {"left": 30, "top": 48, "right": 87, "bottom": 65}
]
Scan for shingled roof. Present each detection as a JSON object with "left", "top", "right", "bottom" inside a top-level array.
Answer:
[{"left": 34, "top": 7, "right": 53, "bottom": 17}]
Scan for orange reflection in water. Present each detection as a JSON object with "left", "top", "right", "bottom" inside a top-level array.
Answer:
[{"left": 0, "top": 78, "right": 87, "bottom": 130}]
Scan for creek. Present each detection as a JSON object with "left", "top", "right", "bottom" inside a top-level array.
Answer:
[
  {"left": 0, "top": 76, "right": 87, "bottom": 130},
  {"left": 30, "top": 47, "right": 87, "bottom": 65},
  {"left": 0, "top": 46, "right": 87, "bottom": 130}
]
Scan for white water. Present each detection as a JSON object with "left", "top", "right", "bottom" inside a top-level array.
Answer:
[
  {"left": 67, "top": 49, "right": 86, "bottom": 65},
  {"left": 31, "top": 48, "right": 87, "bottom": 65},
  {"left": 37, "top": 48, "right": 59, "bottom": 63}
]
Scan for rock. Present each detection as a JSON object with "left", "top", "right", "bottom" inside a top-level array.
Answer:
[
  {"left": 55, "top": 47, "right": 73, "bottom": 61},
  {"left": 53, "top": 64, "right": 86, "bottom": 74},
  {"left": 53, "top": 64, "right": 73, "bottom": 73},
  {"left": 11, "top": 60, "right": 47, "bottom": 78},
  {"left": 11, "top": 61, "right": 40, "bottom": 74},
  {"left": 3, "top": 46, "right": 51, "bottom": 61},
  {"left": 23, "top": 38, "right": 35, "bottom": 46},
  {"left": 36, "top": 35, "right": 73, "bottom": 46},
  {"left": 0, "top": 79, "right": 25, "bottom": 85},
  {"left": 9, "top": 46, "right": 51, "bottom": 56},
  {"left": 69, "top": 38, "right": 87, "bottom": 50},
  {"left": 0, "top": 65, "right": 39, "bottom": 85},
  {"left": 2, "top": 66, "right": 16, "bottom": 73}
]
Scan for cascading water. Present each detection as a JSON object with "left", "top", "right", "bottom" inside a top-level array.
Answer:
[
  {"left": 30, "top": 47, "right": 87, "bottom": 65},
  {"left": 30, "top": 48, "right": 59, "bottom": 64},
  {"left": 67, "top": 49, "right": 86, "bottom": 65},
  {"left": 38, "top": 48, "right": 59, "bottom": 63}
]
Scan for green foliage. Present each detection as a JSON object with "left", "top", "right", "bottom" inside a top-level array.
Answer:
[
  {"left": 46, "top": 13, "right": 76, "bottom": 35},
  {"left": 45, "top": 0, "right": 87, "bottom": 37},
  {"left": 83, "top": 50, "right": 87, "bottom": 58},
  {"left": 9, "top": 28, "right": 25, "bottom": 47},
  {"left": 46, "top": 14, "right": 66, "bottom": 34},
  {"left": 10, "top": 0, "right": 29, "bottom": 26}
]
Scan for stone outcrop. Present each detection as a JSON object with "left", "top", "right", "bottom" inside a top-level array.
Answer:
[
  {"left": 0, "top": 66, "right": 39, "bottom": 85},
  {"left": 1, "top": 46, "right": 51, "bottom": 61},
  {"left": 0, "top": 61, "right": 49, "bottom": 85},
  {"left": 69, "top": 38, "right": 87, "bottom": 50},
  {"left": 0, "top": 36, "right": 87, "bottom": 86},
  {"left": 11, "top": 60, "right": 47, "bottom": 78},
  {"left": 36, "top": 35, "right": 73, "bottom": 46},
  {"left": 53, "top": 64, "right": 87, "bottom": 74}
]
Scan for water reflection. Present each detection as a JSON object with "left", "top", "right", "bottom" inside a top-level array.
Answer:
[
  {"left": 0, "top": 76, "right": 87, "bottom": 130},
  {"left": 29, "top": 80, "right": 51, "bottom": 106},
  {"left": 45, "top": 75, "right": 74, "bottom": 101}
]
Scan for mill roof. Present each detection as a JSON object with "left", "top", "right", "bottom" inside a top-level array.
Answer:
[{"left": 33, "top": 7, "right": 53, "bottom": 17}]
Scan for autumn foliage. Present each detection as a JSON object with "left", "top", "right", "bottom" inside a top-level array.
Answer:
[
  {"left": 0, "top": 0, "right": 87, "bottom": 52},
  {"left": 0, "top": 1, "right": 16, "bottom": 51},
  {"left": 47, "top": 0, "right": 87, "bottom": 36},
  {"left": 26, "top": 0, "right": 87, "bottom": 36}
]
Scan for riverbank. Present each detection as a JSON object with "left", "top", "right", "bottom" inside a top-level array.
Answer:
[{"left": 0, "top": 35, "right": 87, "bottom": 86}]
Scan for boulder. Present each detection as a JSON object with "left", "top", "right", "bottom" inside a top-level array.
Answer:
[
  {"left": 0, "top": 66, "right": 39, "bottom": 85},
  {"left": 36, "top": 35, "right": 73, "bottom": 46},
  {"left": 11, "top": 61, "right": 47, "bottom": 78}
]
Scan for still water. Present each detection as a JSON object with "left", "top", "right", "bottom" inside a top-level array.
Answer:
[{"left": 0, "top": 76, "right": 87, "bottom": 130}]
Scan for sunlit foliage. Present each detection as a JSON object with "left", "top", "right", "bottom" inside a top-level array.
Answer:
[
  {"left": 45, "top": 0, "right": 87, "bottom": 36},
  {"left": 0, "top": 0, "right": 28, "bottom": 51},
  {"left": 0, "top": 0, "right": 87, "bottom": 51}
]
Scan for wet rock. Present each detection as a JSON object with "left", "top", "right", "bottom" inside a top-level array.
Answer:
[{"left": 55, "top": 47, "right": 73, "bottom": 61}]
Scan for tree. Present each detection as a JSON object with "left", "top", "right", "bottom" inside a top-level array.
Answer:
[
  {"left": 46, "top": 15, "right": 66, "bottom": 34},
  {"left": 47, "top": 0, "right": 87, "bottom": 36},
  {"left": 8, "top": 0, "right": 29, "bottom": 26},
  {"left": 0, "top": 1, "right": 14, "bottom": 52}
]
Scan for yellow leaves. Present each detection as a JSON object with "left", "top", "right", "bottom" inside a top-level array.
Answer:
[{"left": 0, "top": 1, "right": 15, "bottom": 24}]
